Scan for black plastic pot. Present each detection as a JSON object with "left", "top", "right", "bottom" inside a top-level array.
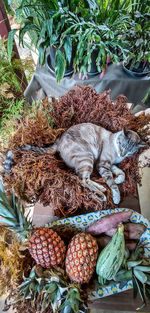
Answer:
[
  {"left": 47, "top": 46, "right": 100, "bottom": 77},
  {"left": 123, "top": 60, "right": 150, "bottom": 78},
  {"left": 86, "top": 49, "right": 99, "bottom": 76},
  {"left": 48, "top": 46, "right": 74, "bottom": 77}
]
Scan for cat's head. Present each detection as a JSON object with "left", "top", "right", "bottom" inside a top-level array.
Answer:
[{"left": 116, "top": 129, "right": 147, "bottom": 158}]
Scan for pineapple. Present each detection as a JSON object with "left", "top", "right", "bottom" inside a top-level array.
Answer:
[
  {"left": 28, "top": 227, "right": 66, "bottom": 268},
  {"left": 65, "top": 232, "right": 98, "bottom": 284},
  {"left": 0, "top": 181, "right": 66, "bottom": 268}
]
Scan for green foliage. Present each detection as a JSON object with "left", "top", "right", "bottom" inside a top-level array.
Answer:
[
  {"left": 122, "top": 0, "right": 150, "bottom": 69},
  {"left": 114, "top": 244, "right": 150, "bottom": 310},
  {"left": 5, "top": 0, "right": 150, "bottom": 81},
  {"left": 0, "top": 181, "right": 33, "bottom": 242},
  {"left": 0, "top": 38, "right": 34, "bottom": 139},
  {"left": 5, "top": 0, "right": 131, "bottom": 82},
  {"left": 17, "top": 265, "right": 84, "bottom": 313}
]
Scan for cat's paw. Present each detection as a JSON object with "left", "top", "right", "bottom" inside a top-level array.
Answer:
[
  {"left": 82, "top": 179, "right": 106, "bottom": 201},
  {"left": 114, "top": 173, "right": 125, "bottom": 184},
  {"left": 111, "top": 165, "right": 125, "bottom": 184}
]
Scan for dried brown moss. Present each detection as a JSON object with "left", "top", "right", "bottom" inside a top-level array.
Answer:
[{"left": 4, "top": 85, "right": 150, "bottom": 216}]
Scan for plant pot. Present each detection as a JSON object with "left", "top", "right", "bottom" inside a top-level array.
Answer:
[
  {"left": 86, "top": 49, "right": 99, "bottom": 76},
  {"left": 123, "top": 60, "right": 150, "bottom": 78},
  {"left": 48, "top": 46, "right": 74, "bottom": 77}
]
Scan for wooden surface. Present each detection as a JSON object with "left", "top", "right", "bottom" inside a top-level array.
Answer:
[{"left": 88, "top": 289, "right": 150, "bottom": 312}]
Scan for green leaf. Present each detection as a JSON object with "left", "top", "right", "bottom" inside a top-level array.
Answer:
[
  {"left": 64, "top": 37, "right": 72, "bottom": 64},
  {"left": 132, "top": 273, "right": 138, "bottom": 299},
  {"left": 7, "top": 29, "right": 18, "bottom": 62},
  {"left": 0, "top": 201, "right": 16, "bottom": 219},
  {"left": 55, "top": 50, "right": 66, "bottom": 83},
  {"left": 63, "top": 305, "right": 72, "bottom": 313},
  {"left": 127, "top": 260, "right": 142, "bottom": 269},
  {"left": 114, "top": 269, "right": 132, "bottom": 282},
  {"left": 47, "top": 18, "right": 53, "bottom": 37},
  {"left": 29, "top": 268, "right": 36, "bottom": 279},
  {"left": 133, "top": 274, "right": 147, "bottom": 310},
  {"left": 46, "top": 282, "right": 57, "bottom": 294},
  {"left": 19, "top": 24, "right": 38, "bottom": 46},
  {"left": 134, "top": 269, "right": 147, "bottom": 284},
  {"left": 87, "top": 0, "right": 97, "bottom": 11},
  {"left": 135, "top": 266, "right": 150, "bottom": 272},
  {"left": 38, "top": 42, "right": 46, "bottom": 65},
  {"left": 0, "top": 217, "right": 16, "bottom": 227},
  {"left": 3, "top": 0, "right": 9, "bottom": 11}
]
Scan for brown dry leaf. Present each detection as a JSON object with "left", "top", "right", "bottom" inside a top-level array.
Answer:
[{"left": 3, "top": 85, "right": 150, "bottom": 217}]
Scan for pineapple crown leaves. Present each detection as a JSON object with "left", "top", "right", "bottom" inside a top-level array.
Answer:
[
  {"left": 0, "top": 181, "right": 33, "bottom": 242},
  {"left": 41, "top": 276, "right": 68, "bottom": 313},
  {"left": 59, "top": 285, "right": 85, "bottom": 313},
  {"left": 16, "top": 265, "right": 85, "bottom": 313}
]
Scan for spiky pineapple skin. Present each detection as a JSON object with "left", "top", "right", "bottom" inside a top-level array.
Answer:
[
  {"left": 28, "top": 227, "right": 66, "bottom": 268},
  {"left": 65, "top": 232, "right": 98, "bottom": 284}
]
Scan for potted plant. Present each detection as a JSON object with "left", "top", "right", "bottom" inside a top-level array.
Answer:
[
  {"left": 122, "top": 0, "right": 150, "bottom": 77},
  {"left": 6, "top": 0, "right": 131, "bottom": 82}
]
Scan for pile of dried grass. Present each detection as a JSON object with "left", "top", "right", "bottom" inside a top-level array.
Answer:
[{"left": 4, "top": 85, "right": 150, "bottom": 217}]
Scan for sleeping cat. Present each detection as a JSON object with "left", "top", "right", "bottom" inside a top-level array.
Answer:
[{"left": 4, "top": 123, "right": 146, "bottom": 204}]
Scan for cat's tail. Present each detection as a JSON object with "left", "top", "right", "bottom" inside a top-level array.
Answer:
[{"left": 4, "top": 143, "right": 57, "bottom": 174}]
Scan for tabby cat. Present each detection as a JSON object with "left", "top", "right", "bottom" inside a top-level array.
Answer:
[{"left": 4, "top": 123, "right": 146, "bottom": 204}]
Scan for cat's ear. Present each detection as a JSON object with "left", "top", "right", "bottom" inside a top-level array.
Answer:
[
  {"left": 123, "top": 129, "right": 132, "bottom": 138},
  {"left": 118, "top": 128, "right": 125, "bottom": 137},
  {"left": 125, "top": 129, "right": 148, "bottom": 148}
]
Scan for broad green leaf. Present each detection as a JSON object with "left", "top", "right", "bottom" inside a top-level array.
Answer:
[
  {"left": 134, "top": 269, "right": 147, "bottom": 284},
  {"left": 64, "top": 37, "right": 72, "bottom": 64},
  {"left": 114, "top": 269, "right": 132, "bottom": 282},
  {"left": 127, "top": 260, "right": 142, "bottom": 269},
  {"left": 47, "top": 18, "right": 53, "bottom": 37},
  {"left": 19, "top": 24, "right": 38, "bottom": 46},
  {"left": 55, "top": 50, "right": 66, "bottom": 83},
  {"left": 38, "top": 42, "right": 46, "bottom": 65},
  {"left": 3, "top": 0, "right": 9, "bottom": 11},
  {"left": 7, "top": 29, "right": 18, "bottom": 62},
  {"left": 135, "top": 266, "right": 150, "bottom": 272}
]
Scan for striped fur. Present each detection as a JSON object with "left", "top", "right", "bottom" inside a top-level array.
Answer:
[{"left": 4, "top": 123, "right": 146, "bottom": 204}]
